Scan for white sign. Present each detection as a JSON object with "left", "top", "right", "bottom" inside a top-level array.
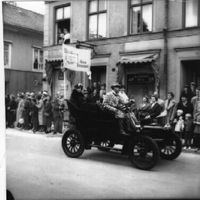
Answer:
[{"left": 62, "top": 44, "right": 91, "bottom": 76}]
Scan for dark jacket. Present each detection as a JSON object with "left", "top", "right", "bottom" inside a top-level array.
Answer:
[
  {"left": 70, "top": 89, "right": 85, "bottom": 107},
  {"left": 149, "top": 103, "right": 162, "bottom": 119},
  {"left": 52, "top": 99, "right": 65, "bottom": 120},
  {"left": 177, "top": 101, "right": 193, "bottom": 118},
  {"left": 44, "top": 100, "right": 53, "bottom": 125}
]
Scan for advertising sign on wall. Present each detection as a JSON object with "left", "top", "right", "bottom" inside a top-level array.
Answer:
[{"left": 62, "top": 45, "right": 91, "bottom": 76}]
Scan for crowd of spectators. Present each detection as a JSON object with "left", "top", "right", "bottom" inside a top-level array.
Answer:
[
  {"left": 134, "top": 82, "right": 200, "bottom": 152},
  {"left": 5, "top": 81, "right": 200, "bottom": 152},
  {"left": 5, "top": 91, "right": 65, "bottom": 134}
]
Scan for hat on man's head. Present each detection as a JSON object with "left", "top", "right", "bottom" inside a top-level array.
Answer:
[
  {"left": 111, "top": 83, "right": 121, "bottom": 89},
  {"left": 190, "top": 82, "right": 196, "bottom": 86}
]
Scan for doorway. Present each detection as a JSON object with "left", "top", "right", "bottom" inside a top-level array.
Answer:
[
  {"left": 91, "top": 65, "right": 106, "bottom": 86},
  {"left": 181, "top": 60, "right": 200, "bottom": 88}
]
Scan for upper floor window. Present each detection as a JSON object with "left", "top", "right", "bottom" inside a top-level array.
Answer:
[
  {"left": 55, "top": 5, "right": 71, "bottom": 44},
  {"left": 4, "top": 41, "right": 12, "bottom": 68},
  {"left": 88, "top": 0, "right": 107, "bottom": 39},
  {"left": 33, "top": 48, "right": 43, "bottom": 71},
  {"left": 184, "top": 0, "right": 199, "bottom": 27},
  {"left": 129, "top": 0, "right": 153, "bottom": 34}
]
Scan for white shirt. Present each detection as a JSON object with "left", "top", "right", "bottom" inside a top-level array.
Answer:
[
  {"left": 119, "top": 91, "right": 129, "bottom": 104},
  {"left": 64, "top": 33, "right": 70, "bottom": 41}
]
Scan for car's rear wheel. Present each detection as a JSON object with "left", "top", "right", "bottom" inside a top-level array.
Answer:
[
  {"left": 62, "top": 129, "right": 85, "bottom": 158},
  {"left": 129, "top": 135, "right": 160, "bottom": 170},
  {"left": 160, "top": 133, "right": 182, "bottom": 160},
  {"left": 98, "top": 140, "right": 114, "bottom": 152}
]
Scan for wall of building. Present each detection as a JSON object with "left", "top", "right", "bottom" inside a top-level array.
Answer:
[
  {"left": 4, "top": 27, "right": 43, "bottom": 94},
  {"left": 4, "top": 28, "right": 43, "bottom": 71},
  {"left": 44, "top": 0, "right": 200, "bottom": 101},
  {"left": 5, "top": 69, "right": 43, "bottom": 95}
]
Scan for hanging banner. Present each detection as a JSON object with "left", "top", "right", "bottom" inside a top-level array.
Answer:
[{"left": 62, "top": 44, "right": 91, "bottom": 76}]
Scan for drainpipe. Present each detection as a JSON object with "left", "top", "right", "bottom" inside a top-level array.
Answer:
[{"left": 163, "top": 0, "right": 169, "bottom": 97}]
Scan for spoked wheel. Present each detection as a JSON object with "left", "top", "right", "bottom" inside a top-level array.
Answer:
[
  {"left": 129, "top": 135, "right": 160, "bottom": 170},
  {"left": 98, "top": 140, "right": 114, "bottom": 152},
  {"left": 160, "top": 133, "right": 182, "bottom": 160},
  {"left": 62, "top": 129, "right": 85, "bottom": 158}
]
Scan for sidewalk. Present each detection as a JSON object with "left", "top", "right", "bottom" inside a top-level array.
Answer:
[{"left": 6, "top": 127, "right": 65, "bottom": 138}]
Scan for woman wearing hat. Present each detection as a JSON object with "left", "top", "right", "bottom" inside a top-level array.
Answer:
[{"left": 70, "top": 83, "right": 85, "bottom": 107}]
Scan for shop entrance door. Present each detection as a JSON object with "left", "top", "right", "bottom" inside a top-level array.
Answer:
[
  {"left": 127, "top": 73, "right": 155, "bottom": 105},
  {"left": 182, "top": 60, "right": 200, "bottom": 88},
  {"left": 91, "top": 65, "right": 106, "bottom": 86}
]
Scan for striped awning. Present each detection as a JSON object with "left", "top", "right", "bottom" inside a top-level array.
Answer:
[{"left": 118, "top": 54, "right": 158, "bottom": 64}]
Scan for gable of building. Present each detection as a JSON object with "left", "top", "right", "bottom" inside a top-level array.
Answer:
[{"left": 3, "top": 2, "right": 44, "bottom": 33}]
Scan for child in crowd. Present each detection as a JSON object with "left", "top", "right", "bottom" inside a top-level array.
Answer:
[
  {"left": 173, "top": 109, "right": 184, "bottom": 141},
  {"left": 184, "top": 113, "right": 193, "bottom": 149}
]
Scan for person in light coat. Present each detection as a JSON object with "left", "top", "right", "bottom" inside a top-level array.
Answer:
[
  {"left": 36, "top": 94, "right": 44, "bottom": 132},
  {"left": 164, "top": 92, "right": 176, "bottom": 124},
  {"left": 16, "top": 93, "right": 25, "bottom": 128}
]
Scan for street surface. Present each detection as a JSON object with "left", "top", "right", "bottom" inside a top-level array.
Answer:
[{"left": 6, "top": 128, "right": 200, "bottom": 200}]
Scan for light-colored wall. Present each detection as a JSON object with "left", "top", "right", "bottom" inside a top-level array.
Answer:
[
  {"left": 4, "top": 29, "right": 43, "bottom": 71},
  {"left": 44, "top": 0, "right": 200, "bottom": 100}
]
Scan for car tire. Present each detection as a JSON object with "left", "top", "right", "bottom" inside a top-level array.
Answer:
[
  {"left": 129, "top": 135, "right": 160, "bottom": 170},
  {"left": 62, "top": 129, "right": 85, "bottom": 158},
  {"left": 160, "top": 133, "right": 182, "bottom": 160}
]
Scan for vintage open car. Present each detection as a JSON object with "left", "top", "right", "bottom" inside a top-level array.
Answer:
[{"left": 61, "top": 100, "right": 182, "bottom": 170}]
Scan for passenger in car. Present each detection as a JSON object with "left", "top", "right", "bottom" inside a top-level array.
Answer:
[{"left": 141, "top": 95, "right": 162, "bottom": 125}]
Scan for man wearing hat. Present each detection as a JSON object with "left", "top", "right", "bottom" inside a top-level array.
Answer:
[{"left": 103, "top": 83, "right": 127, "bottom": 135}]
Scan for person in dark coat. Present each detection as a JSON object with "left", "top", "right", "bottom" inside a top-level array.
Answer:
[
  {"left": 5, "top": 94, "right": 10, "bottom": 127},
  {"left": 30, "top": 97, "right": 39, "bottom": 133},
  {"left": 7, "top": 95, "right": 17, "bottom": 128},
  {"left": 180, "top": 85, "right": 193, "bottom": 102},
  {"left": 70, "top": 83, "right": 85, "bottom": 107},
  {"left": 141, "top": 95, "right": 162, "bottom": 125},
  {"left": 52, "top": 94, "right": 65, "bottom": 134},
  {"left": 43, "top": 95, "right": 53, "bottom": 133},
  {"left": 23, "top": 93, "right": 31, "bottom": 130},
  {"left": 190, "top": 82, "right": 196, "bottom": 99},
  {"left": 177, "top": 95, "right": 193, "bottom": 118}
]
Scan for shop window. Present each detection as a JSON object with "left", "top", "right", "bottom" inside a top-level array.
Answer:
[
  {"left": 32, "top": 48, "right": 43, "bottom": 71},
  {"left": 88, "top": 0, "right": 107, "bottom": 39},
  {"left": 55, "top": 5, "right": 71, "bottom": 44},
  {"left": 184, "top": 0, "right": 199, "bottom": 27},
  {"left": 4, "top": 41, "right": 12, "bottom": 68},
  {"left": 129, "top": 0, "right": 153, "bottom": 34}
]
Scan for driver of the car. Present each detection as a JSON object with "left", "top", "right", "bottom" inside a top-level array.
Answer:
[{"left": 103, "top": 83, "right": 127, "bottom": 135}]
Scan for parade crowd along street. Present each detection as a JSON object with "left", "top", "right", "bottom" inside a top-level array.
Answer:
[{"left": 5, "top": 81, "right": 200, "bottom": 152}]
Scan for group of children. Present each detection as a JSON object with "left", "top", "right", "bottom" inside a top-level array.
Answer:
[{"left": 173, "top": 110, "right": 193, "bottom": 149}]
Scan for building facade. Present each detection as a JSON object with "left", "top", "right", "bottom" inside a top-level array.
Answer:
[
  {"left": 3, "top": 3, "right": 44, "bottom": 95},
  {"left": 43, "top": 0, "right": 200, "bottom": 103}
]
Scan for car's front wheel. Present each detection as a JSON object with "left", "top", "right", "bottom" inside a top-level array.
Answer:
[
  {"left": 129, "top": 135, "right": 160, "bottom": 170},
  {"left": 62, "top": 129, "right": 85, "bottom": 158}
]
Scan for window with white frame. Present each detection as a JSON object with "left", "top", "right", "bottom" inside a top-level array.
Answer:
[
  {"left": 185, "top": 0, "right": 199, "bottom": 27},
  {"left": 55, "top": 4, "right": 71, "bottom": 44},
  {"left": 129, "top": 0, "right": 153, "bottom": 34},
  {"left": 88, "top": 0, "right": 107, "bottom": 39},
  {"left": 4, "top": 41, "right": 12, "bottom": 68},
  {"left": 33, "top": 48, "right": 43, "bottom": 71}
]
